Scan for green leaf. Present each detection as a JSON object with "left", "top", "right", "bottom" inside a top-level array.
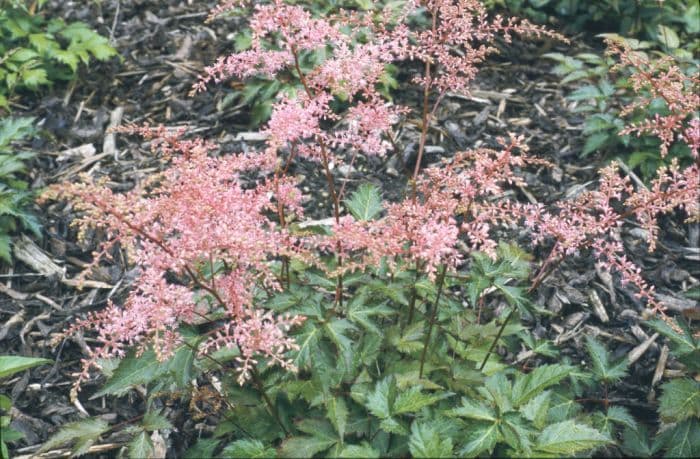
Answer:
[
  {"left": 0, "top": 356, "right": 51, "bottom": 379},
  {"left": 656, "top": 25, "right": 679, "bottom": 49},
  {"left": 279, "top": 436, "right": 336, "bottom": 457},
  {"left": 582, "top": 133, "right": 610, "bottom": 156},
  {"left": 448, "top": 397, "right": 497, "bottom": 422},
  {"left": 184, "top": 438, "right": 220, "bottom": 459},
  {"left": 20, "top": 67, "right": 49, "bottom": 89},
  {"left": 500, "top": 412, "right": 534, "bottom": 454},
  {"left": 568, "top": 85, "right": 602, "bottom": 101},
  {"left": 535, "top": 420, "right": 611, "bottom": 455},
  {"left": 39, "top": 418, "right": 110, "bottom": 454},
  {"left": 659, "top": 379, "right": 700, "bottom": 422},
  {"left": 458, "top": 422, "right": 500, "bottom": 457},
  {"left": 621, "top": 424, "right": 653, "bottom": 457},
  {"left": 128, "top": 431, "right": 153, "bottom": 459},
  {"left": 0, "top": 236, "right": 11, "bottom": 264},
  {"left": 646, "top": 318, "right": 697, "bottom": 356},
  {"left": 409, "top": 421, "right": 453, "bottom": 458},
  {"left": 326, "top": 397, "right": 348, "bottom": 440},
  {"left": 366, "top": 377, "right": 395, "bottom": 419},
  {"left": 347, "top": 299, "right": 394, "bottom": 335},
  {"left": 521, "top": 390, "right": 551, "bottom": 429},
  {"left": 654, "top": 418, "right": 700, "bottom": 457},
  {"left": 324, "top": 318, "right": 356, "bottom": 355},
  {"left": 393, "top": 386, "right": 449, "bottom": 415},
  {"left": 511, "top": 364, "right": 574, "bottom": 406},
  {"left": 585, "top": 336, "right": 628, "bottom": 383},
  {"left": 222, "top": 439, "right": 277, "bottom": 458},
  {"left": 340, "top": 442, "right": 380, "bottom": 458},
  {"left": 142, "top": 411, "right": 172, "bottom": 432},
  {"left": 379, "top": 417, "right": 408, "bottom": 436},
  {"left": 0, "top": 394, "right": 11, "bottom": 411},
  {"left": 345, "top": 183, "right": 383, "bottom": 221},
  {"left": 92, "top": 349, "right": 168, "bottom": 398},
  {"left": 606, "top": 406, "right": 637, "bottom": 429},
  {"left": 389, "top": 322, "right": 424, "bottom": 354}
]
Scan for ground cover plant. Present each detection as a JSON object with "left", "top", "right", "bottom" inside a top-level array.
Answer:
[
  {"left": 0, "top": 0, "right": 117, "bottom": 110},
  {"left": 4, "top": 0, "right": 698, "bottom": 457}
]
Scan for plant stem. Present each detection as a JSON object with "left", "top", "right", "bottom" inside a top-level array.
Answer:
[
  {"left": 479, "top": 307, "right": 515, "bottom": 371},
  {"left": 251, "top": 365, "right": 289, "bottom": 436},
  {"left": 419, "top": 265, "right": 447, "bottom": 378},
  {"left": 291, "top": 47, "right": 344, "bottom": 307}
]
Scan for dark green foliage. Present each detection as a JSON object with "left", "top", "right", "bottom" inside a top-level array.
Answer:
[
  {"left": 485, "top": 0, "right": 699, "bottom": 49},
  {"left": 544, "top": 40, "right": 697, "bottom": 179},
  {"left": 0, "top": 0, "right": 117, "bottom": 108},
  {"left": 584, "top": 335, "right": 629, "bottom": 384},
  {"left": 0, "top": 116, "right": 39, "bottom": 263}
]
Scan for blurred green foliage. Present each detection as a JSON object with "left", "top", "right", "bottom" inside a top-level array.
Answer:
[
  {"left": 484, "top": 0, "right": 699, "bottom": 178},
  {"left": 0, "top": 0, "right": 118, "bottom": 110},
  {"left": 0, "top": 116, "right": 40, "bottom": 263}
]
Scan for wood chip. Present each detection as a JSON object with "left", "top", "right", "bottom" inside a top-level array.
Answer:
[
  {"left": 54, "top": 144, "right": 96, "bottom": 162},
  {"left": 13, "top": 235, "right": 64, "bottom": 278},
  {"left": 103, "top": 106, "right": 125, "bottom": 159},
  {"left": 12, "top": 235, "right": 113, "bottom": 290},
  {"left": 628, "top": 332, "right": 658, "bottom": 365},
  {"left": 651, "top": 345, "right": 669, "bottom": 387},
  {"left": 588, "top": 290, "right": 609, "bottom": 323}
]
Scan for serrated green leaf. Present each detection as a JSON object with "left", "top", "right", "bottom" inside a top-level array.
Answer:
[
  {"left": 481, "top": 372, "right": 513, "bottom": 412},
  {"left": 389, "top": 322, "right": 424, "bottom": 354},
  {"left": 582, "top": 133, "right": 611, "bottom": 156},
  {"left": 535, "top": 420, "right": 611, "bottom": 454},
  {"left": 347, "top": 300, "right": 394, "bottom": 335},
  {"left": 521, "top": 390, "right": 551, "bottom": 429},
  {"left": 184, "top": 438, "right": 220, "bottom": 458},
  {"left": 39, "top": 418, "right": 110, "bottom": 454},
  {"left": 222, "top": 439, "right": 276, "bottom": 458},
  {"left": 142, "top": 411, "right": 171, "bottom": 432},
  {"left": 447, "top": 397, "right": 497, "bottom": 422},
  {"left": 656, "top": 25, "right": 679, "bottom": 49},
  {"left": 458, "top": 422, "right": 500, "bottom": 457},
  {"left": 585, "top": 336, "right": 628, "bottom": 383},
  {"left": 500, "top": 412, "right": 534, "bottom": 454},
  {"left": 621, "top": 424, "right": 653, "bottom": 457},
  {"left": 20, "top": 67, "right": 48, "bottom": 89},
  {"left": 659, "top": 379, "right": 700, "bottom": 422},
  {"left": 394, "top": 387, "right": 449, "bottom": 414},
  {"left": 379, "top": 417, "right": 408, "bottom": 436},
  {"left": 326, "top": 397, "right": 348, "bottom": 440},
  {"left": 0, "top": 356, "right": 51, "bottom": 379},
  {"left": 128, "top": 431, "right": 153, "bottom": 459},
  {"left": 646, "top": 318, "right": 697, "bottom": 355},
  {"left": 409, "top": 421, "right": 453, "bottom": 458},
  {"left": 345, "top": 183, "right": 383, "bottom": 221},
  {"left": 324, "top": 318, "right": 356, "bottom": 355},
  {"left": 92, "top": 349, "right": 168, "bottom": 398},
  {"left": 340, "top": 442, "right": 380, "bottom": 458},
  {"left": 511, "top": 364, "right": 574, "bottom": 406},
  {"left": 366, "top": 377, "right": 395, "bottom": 419},
  {"left": 654, "top": 418, "right": 700, "bottom": 457},
  {"left": 279, "top": 436, "right": 336, "bottom": 457},
  {"left": 606, "top": 406, "right": 637, "bottom": 429}
]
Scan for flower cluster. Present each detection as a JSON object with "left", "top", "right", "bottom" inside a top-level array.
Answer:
[
  {"left": 43, "top": 126, "right": 307, "bottom": 391},
  {"left": 45, "top": 1, "right": 698, "bottom": 399}
]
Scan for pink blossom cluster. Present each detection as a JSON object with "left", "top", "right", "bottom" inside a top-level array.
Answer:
[
  {"left": 607, "top": 38, "right": 700, "bottom": 158},
  {"left": 44, "top": 1, "right": 700, "bottom": 397},
  {"left": 44, "top": 126, "right": 308, "bottom": 391}
]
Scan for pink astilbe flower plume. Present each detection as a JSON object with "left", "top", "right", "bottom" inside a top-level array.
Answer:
[{"left": 42, "top": 127, "right": 308, "bottom": 395}]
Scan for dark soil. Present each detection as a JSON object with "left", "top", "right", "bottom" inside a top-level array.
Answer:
[{"left": 1, "top": 1, "right": 698, "bottom": 458}]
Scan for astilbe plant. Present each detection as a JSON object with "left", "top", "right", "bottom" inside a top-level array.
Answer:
[{"left": 41, "top": 3, "right": 699, "bottom": 453}]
